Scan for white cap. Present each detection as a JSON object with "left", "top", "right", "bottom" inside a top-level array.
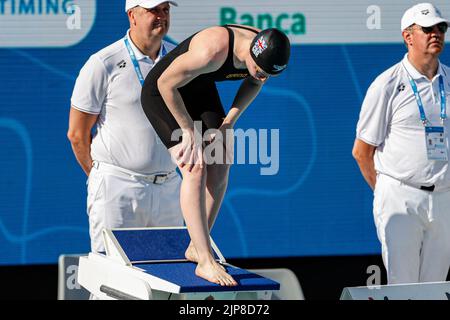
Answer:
[
  {"left": 401, "top": 3, "right": 449, "bottom": 31},
  {"left": 125, "top": 0, "right": 178, "bottom": 13}
]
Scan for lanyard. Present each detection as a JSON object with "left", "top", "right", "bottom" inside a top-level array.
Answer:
[
  {"left": 404, "top": 65, "right": 447, "bottom": 125},
  {"left": 124, "top": 37, "right": 167, "bottom": 86}
]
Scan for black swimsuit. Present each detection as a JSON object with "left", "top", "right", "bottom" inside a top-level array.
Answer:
[{"left": 141, "top": 25, "right": 258, "bottom": 149}]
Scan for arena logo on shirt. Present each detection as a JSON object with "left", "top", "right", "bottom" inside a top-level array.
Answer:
[{"left": 0, "top": 0, "right": 96, "bottom": 47}]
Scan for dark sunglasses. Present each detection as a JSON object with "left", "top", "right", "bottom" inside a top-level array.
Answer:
[{"left": 419, "top": 22, "right": 448, "bottom": 34}]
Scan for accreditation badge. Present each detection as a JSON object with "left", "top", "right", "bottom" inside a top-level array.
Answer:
[{"left": 425, "top": 126, "right": 448, "bottom": 161}]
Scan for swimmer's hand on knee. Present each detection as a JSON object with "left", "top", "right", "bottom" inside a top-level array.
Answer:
[{"left": 177, "top": 130, "right": 204, "bottom": 171}]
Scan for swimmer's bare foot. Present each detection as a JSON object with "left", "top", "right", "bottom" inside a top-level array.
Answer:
[
  {"left": 195, "top": 259, "right": 238, "bottom": 286},
  {"left": 185, "top": 242, "right": 226, "bottom": 271},
  {"left": 185, "top": 242, "right": 199, "bottom": 262}
]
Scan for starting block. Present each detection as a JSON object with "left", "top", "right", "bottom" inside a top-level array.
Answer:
[{"left": 78, "top": 227, "right": 280, "bottom": 300}]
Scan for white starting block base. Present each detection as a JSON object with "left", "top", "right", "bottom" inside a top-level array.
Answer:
[
  {"left": 79, "top": 252, "right": 273, "bottom": 300},
  {"left": 341, "top": 282, "right": 450, "bottom": 300},
  {"left": 77, "top": 227, "right": 280, "bottom": 300}
]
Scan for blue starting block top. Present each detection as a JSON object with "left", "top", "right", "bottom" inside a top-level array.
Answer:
[
  {"left": 112, "top": 228, "right": 220, "bottom": 262},
  {"left": 107, "top": 228, "right": 280, "bottom": 293},
  {"left": 136, "top": 262, "right": 280, "bottom": 293}
]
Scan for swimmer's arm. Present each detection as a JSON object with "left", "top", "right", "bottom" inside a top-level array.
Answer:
[
  {"left": 157, "top": 43, "right": 226, "bottom": 131},
  {"left": 223, "top": 76, "right": 264, "bottom": 127}
]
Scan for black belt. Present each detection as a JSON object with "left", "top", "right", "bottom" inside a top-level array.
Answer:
[{"left": 420, "top": 185, "right": 435, "bottom": 192}]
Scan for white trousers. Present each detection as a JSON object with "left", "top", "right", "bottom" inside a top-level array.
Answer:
[
  {"left": 87, "top": 163, "right": 184, "bottom": 253},
  {"left": 374, "top": 174, "right": 450, "bottom": 284}
]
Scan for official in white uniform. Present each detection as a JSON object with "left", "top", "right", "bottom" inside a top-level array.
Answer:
[
  {"left": 67, "top": 0, "right": 183, "bottom": 253},
  {"left": 353, "top": 3, "right": 450, "bottom": 284}
]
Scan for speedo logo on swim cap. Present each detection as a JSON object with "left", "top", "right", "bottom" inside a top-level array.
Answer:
[
  {"left": 252, "top": 36, "right": 268, "bottom": 57},
  {"left": 273, "top": 64, "right": 287, "bottom": 72}
]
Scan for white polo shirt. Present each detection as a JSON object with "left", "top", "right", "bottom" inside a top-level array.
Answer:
[
  {"left": 356, "top": 54, "right": 450, "bottom": 190},
  {"left": 71, "top": 31, "right": 176, "bottom": 174}
]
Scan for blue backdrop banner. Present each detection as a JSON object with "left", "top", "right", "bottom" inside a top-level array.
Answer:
[{"left": 1, "top": 1, "right": 449, "bottom": 265}]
